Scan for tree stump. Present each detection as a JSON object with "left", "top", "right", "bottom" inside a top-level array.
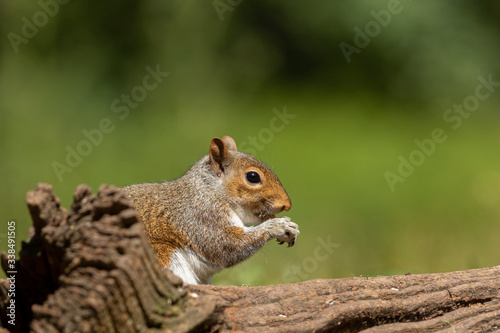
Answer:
[
  {"left": 0, "top": 183, "right": 499, "bottom": 332},
  {"left": 0, "top": 184, "right": 214, "bottom": 333}
]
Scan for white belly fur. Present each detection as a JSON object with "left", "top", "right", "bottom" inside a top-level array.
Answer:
[{"left": 168, "top": 247, "right": 222, "bottom": 285}]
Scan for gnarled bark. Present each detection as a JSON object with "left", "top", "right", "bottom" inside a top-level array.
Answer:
[
  {"left": 189, "top": 267, "right": 500, "bottom": 332},
  {"left": 0, "top": 183, "right": 499, "bottom": 332},
  {"left": 0, "top": 184, "right": 213, "bottom": 333}
]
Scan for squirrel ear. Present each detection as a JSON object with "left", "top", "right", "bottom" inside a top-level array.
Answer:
[
  {"left": 209, "top": 137, "right": 233, "bottom": 176},
  {"left": 221, "top": 136, "right": 238, "bottom": 152}
]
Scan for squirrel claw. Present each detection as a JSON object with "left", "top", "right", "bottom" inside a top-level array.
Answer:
[
  {"left": 278, "top": 238, "right": 296, "bottom": 247},
  {"left": 277, "top": 239, "right": 295, "bottom": 247}
]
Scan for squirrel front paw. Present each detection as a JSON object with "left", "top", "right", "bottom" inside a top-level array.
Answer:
[{"left": 262, "top": 216, "right": 299, "bottom": 247}]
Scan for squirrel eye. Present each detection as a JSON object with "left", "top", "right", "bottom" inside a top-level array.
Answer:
[{"left": 246, "top": 171, "right": 261, "bottom": 184}]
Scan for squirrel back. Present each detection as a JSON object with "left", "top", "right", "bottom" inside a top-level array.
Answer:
[{"left": 123, "top": 136, "right": 299, "bottom": 284}]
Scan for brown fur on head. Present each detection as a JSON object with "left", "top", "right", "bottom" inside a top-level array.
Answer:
[{"left": 209, "top": 136, "right": 291, "bottom": 224}]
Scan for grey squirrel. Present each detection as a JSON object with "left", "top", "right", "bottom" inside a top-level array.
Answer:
[{"left": 122, "top": 136, "right": 299, "bottom": 284}]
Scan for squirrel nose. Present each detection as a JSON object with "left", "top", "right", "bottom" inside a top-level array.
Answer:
[{"left": 281, "top": 197, "right": 292, "bottom": 212}]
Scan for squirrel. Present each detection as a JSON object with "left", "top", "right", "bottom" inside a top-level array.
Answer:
[{"left": 122, "top": 136, "right": 299, "bottom": 285}]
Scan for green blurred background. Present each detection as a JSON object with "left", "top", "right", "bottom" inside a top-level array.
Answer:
[{"left": 1, "top": 1, "right": 500, "bottom": 285}]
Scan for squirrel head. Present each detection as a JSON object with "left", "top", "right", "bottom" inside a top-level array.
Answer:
[{"left": 209, "top": 136, "right": 291, "bottom": 225}]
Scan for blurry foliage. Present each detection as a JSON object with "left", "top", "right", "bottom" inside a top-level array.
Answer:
[
  {"left": 1, "top": 0, "right": 500, "bottom": 284},
  {"left": 3, "top": 1, "right": 500, "bottom": 102}
]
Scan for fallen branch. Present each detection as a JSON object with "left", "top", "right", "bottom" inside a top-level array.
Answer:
[{"left": 189, "top": 267, "right": 500, "bottom": 332}]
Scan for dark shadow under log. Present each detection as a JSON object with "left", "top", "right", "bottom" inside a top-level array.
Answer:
[{"left": 0, "top": 183, "right": 499, "bottom": 332}]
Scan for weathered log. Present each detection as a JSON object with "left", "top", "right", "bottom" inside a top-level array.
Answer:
[
  {"left": 189, "top": 267, "right": 500, "bottom": 332},
  {"left": 0, "top": 184, "right": 499, "bottom": 332},
  {"left": 0, "top": 183, "right": 214, "bottom": 333}
]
